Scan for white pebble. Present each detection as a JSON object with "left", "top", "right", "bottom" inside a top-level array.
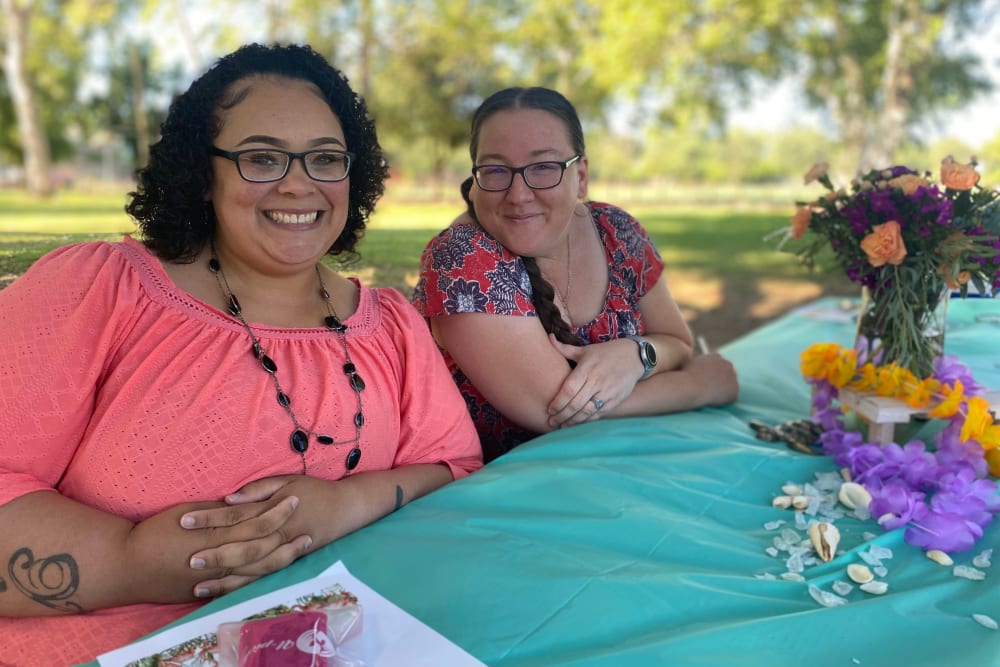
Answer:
[
  {"left": 973, "top": 549, "right": 993, "bottom": 569},
  {"left": 953, "top": 565, "right": 987, "bottom": 581},
  {"left": 764, "top": 519, "right": 785, "bottom": 531},
  {"left": 873, "top": 565, "right": 888, "bottom": 578},
  {"left": 765, "top": 546, "right": 779, "bottom": 558},
  {"left": 832, "top": 580, "right": 854, "bottom": 596},
  {"left": 852, "top": 659, "right": 861, "bottom": 665},
  {"left": 972, "top": 613, "right": 998, "bottom": 630},
  {"left": 786, "top": 553, "right": 805, "bottom": 574},
  {"left": 862, "top": 532, "right": 878, "bottom": 542},
  {"left": 869, "top": 544, "right": 894, "bottom": 560},
  {"left": 780, "top": 572, "right": 806, "bottom": 582},
  {"left": 754, "top": 572, "right": 777, "bottom": 580},
  {"left": 808, "top": 584, "right": 848, "bottom": 607}
]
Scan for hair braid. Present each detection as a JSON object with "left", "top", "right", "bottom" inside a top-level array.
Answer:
[{"left": 461, "top": 177, "right": 581, "bottom": 346}]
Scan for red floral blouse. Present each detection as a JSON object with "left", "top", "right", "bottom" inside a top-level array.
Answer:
[{"left": 413, "top": 201, "right": 664, "bottom": 461}]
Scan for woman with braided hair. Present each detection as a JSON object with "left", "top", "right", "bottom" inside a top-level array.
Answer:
[{"left": 413, "top": 87, "right": 738, "bottom": 462}]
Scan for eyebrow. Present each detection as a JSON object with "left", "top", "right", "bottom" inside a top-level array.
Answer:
[
  {"left": 477, "top": 148, "right": 562, "bottom": 163},
  {"left": 234, "top": 135, "right": 347, "bottom": 149}
]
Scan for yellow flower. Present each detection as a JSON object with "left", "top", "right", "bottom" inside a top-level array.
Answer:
[
  {"left": 874, "top": 365, "right": 905, "bottom": 397},
  {"left": 928, "top": 380, "right": 965, "bottom": 419},
  {"left": 960, "top": 396, "right": 994, "bottom": 443},
  {"left": 800, "top": 343, "right": 842, "bottom": 379},
  {"left": 978, "top": 424, "right": 1000, "bottom": 451},
  {"left": 827, "top": 348, "right": 858, "bottom": 388},
  {"left": 887, "top": 173, "right": 929, "bottom": 195},
  {"left": 986, "top": 448, "right": 1000, "bottom": 477},
  {"left": 905, "top": 377, "right": 941, "bottom": 409},
  {"left": 848, "top": 363, "right": 879, "bottom": 392}
]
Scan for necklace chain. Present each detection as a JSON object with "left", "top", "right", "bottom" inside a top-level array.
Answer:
[
  {"left": 209, "top": 250, "right": 364, "bottom": 474},
  {"left": 550, "top": 228, "right": 573, "bottom": 326}
]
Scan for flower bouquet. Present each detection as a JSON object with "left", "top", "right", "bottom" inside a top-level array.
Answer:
[{"left": 786, "top": 158, "right": 1000, "bottom": 378}]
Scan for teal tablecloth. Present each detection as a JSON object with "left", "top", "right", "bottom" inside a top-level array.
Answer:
[{"left": 85, "top": 298, "right": 1000, "bottom": 667}]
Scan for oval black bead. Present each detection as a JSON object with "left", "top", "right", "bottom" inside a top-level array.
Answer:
[
  {"left": 343, "top": 363, "right": 356, "bottom": 374},
  {"left": 252, "top": 342, "right": 263, "bottom": 358},
  {"left": 346, "top": 447, "right": 361, "bottom": 470},
  {"left": 354, "top": 412, "right": 364, "bottom": 427},
  {"left": 350, "top": 374, "right": 366, "bottom": 392},
  {"left": 316, "top": 434, "right": 334, "bottom": 445},
  {"left": 325, "top": 315, "right": 341, "bottom": 329},
  {"left": 260, "top": 355, "right": 277, "bottom": 374},
  {"left": 290, "top": 429, "right": 309, "bottom": 453},
  {"left": 277, "top": 392, "right": 291, "bottom": 407},
  {"left": 320, "top": 288, "right": 331, "bottom": 299},
  {"left": 208, "top": 258, "right": 221, "bottom": 273},
  {"left": 227, "top": 294, "right": 242, "bottom": 317}
]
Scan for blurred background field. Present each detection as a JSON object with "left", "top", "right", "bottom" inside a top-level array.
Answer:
[{"left": 2, "top": 0, "right": 996, "bottom": 344}]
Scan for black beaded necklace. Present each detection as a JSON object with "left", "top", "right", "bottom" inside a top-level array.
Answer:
[{"left": 209, "top": 249, "right": 364, "bottom": 474}]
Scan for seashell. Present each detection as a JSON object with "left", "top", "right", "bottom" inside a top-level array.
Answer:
[
  {"left": 847, "top": 563, "right": 874, "bottom": 584},
  {"left": 808, "top": 522, "right": 840, "bottom": 562},
  {"left": 859, "top": 580, "right": 888, "bottom": 595},
  {"left": 772, "top": 495, "right": 793, "bottom": 509},
  {"left": 838, "top": 482, "right": 872, "bottom": 511},
  {"left": 791, "top": 495, "right": 811, "bottom": 510},
  {"left": 926, "top": 549, "right": 954, "bottom": 566},
  {"left": 781, "top": 483, "right": 803, "bottom": 496}
]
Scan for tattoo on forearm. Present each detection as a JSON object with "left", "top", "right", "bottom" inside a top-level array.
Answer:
[
  {"left": 394, "top": 485, "right": 404, "bottom": 511},
  {"left": 6, "top": 548, "right": 84, "bottom": 612}
]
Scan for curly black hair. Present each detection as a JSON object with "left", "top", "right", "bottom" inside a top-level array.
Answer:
[{"left": 126, "top": 43, "right": 388, "bottom": 262}]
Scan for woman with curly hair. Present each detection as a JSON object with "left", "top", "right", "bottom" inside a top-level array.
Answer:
[
  {"left": 0, "top": 43, "right": 481, "bottom": 665},
  {"left": 413, "top": 87, "right": 738, "bottom": 461}
]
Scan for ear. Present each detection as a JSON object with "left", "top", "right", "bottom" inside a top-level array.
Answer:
[{"left": 576, "top": 154, "right": 589, "bottom": 200}]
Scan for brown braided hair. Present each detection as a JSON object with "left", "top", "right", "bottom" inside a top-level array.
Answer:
[{"left": 460, "top": 176, "right": 580, "bottom": 346}]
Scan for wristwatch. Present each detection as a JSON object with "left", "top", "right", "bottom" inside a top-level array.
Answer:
[{"left": 626, "top": 335, "right": 657, "bottom": 378}]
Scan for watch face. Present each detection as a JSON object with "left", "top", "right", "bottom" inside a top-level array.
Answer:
[{"left": 644, "top": 342, "right": 657, "bottom": 366}]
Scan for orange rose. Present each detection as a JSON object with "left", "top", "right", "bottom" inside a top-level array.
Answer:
[
  {"left": 790, "top": 206, "right": 811, "bottom": 240},
  {"left": 860, "top": 221, "right": 907, "bottom": 267},
  {"left": 940, "top": 156, "right": 980, "bottom": 190},
  {"left": 803, "top": 162, "right": 829, "bottom": 185}
]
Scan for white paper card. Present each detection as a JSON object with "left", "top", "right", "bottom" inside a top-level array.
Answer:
[{"left": 98, "top": 560, "right": 485, "bottom": 667}]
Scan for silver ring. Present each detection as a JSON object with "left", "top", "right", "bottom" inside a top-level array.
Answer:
[{"left": 591, "top": 396, "right": 605, "bottom": 411}]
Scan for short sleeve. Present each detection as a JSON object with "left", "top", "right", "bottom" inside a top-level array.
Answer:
[
  {"left": 592, "top": 203, "right": 664, "bottom": 299},
  {"left": 376, "top": 290, "right": 483, "bottom": 479},
  {"left": 412, "top": 223, "right": 536, "bottom": 319},
  {"left": 0, "top": 242, "right": 136, "bottom": 506}
]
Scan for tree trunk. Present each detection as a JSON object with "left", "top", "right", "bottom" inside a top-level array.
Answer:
[
  {"left": 128, "top": 42, "right": 150, "bottom": 169},
  {"left": 1, "top": 0, "right": 53, "bottom": 197}
]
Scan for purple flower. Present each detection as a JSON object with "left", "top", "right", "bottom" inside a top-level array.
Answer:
[
  {"left": 933, "top": 356, "right": 986, "bottom": 396},
  {"left": 819, "top": 428, "right": 864, "bottom": 461},
  {"left": 931, "top": 469, "right": 1000, "bottom": 527},
  {"left": 810, "top": 380, "right": 838, "bottom": 411},
  {"left": 868, "top": 480, "right": 928, "bottom": 530},
  {"left": 904, "top": 511, "right": 984, "bottom": 553},
  {"left": 891, "top": 441, "right": 940, "bottom": 490},
  {"left": 842, "top": 443, "right": 886, "bottom": 480}
]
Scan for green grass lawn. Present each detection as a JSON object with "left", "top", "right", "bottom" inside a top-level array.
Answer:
[{"left": 0, "top": 187, "right": 852, "bottom": 344}]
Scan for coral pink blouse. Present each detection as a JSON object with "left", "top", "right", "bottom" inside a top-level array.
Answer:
[{"left": 0, "top": 237, "right": 482, "bottom": 666}]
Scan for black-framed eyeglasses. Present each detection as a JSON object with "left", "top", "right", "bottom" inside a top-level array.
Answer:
[
  {"left": 472, "top": 154, "right": 581, "bottom": 192},
  {"left": 210, "top": 147, "right": 354, "bottom": 183}
]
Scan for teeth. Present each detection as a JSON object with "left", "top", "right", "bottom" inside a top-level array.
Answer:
[{"left": 267, "top": 211, "right": 318, "bottom": 224}]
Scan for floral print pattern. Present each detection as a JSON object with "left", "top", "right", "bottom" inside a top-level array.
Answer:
[{"left": 413, "top": 201, "right": 664, "bottom": 460}]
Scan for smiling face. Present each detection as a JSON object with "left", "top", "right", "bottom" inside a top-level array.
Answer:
[
  {"left": 208, "top": 75, "right": 350, "bottom": 275},
  {"left": 469, "top": 108, "right": 588, "bottom": 259}
]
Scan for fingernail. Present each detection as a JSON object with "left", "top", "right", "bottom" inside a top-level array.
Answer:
[
  {"left": 180, "top": 516, "right": 195, "bottom": 528},
  {"left": 303, "top": 536, "right": 313, "bottom": 550},
  {"left": 226, "top": 492, "right": 241, "bottom": 502},
  {"left": 290, "top": 496, "right": 300, "bottom": 509},
  {"left": 190, "top": 557, "right": 206, "bottom": 569},
  {"left": 194, "top": 587, "right": 210, "bottom": 598}
]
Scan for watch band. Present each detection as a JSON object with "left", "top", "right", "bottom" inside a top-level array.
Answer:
[{"left": 626, "top": 334, "right": 657, "bottom": 378}]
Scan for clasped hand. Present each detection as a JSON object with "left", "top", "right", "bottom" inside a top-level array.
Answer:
[
  {"left": 127, "top": 477, "right": 316, "bottom": 603},
  {"left": 545, "top": 334, "right": 640, "bottom": 428}
]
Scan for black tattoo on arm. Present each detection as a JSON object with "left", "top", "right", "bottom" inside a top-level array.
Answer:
[
  {"left": 394, "top": 485, "right": 404, "bottom": 511},
  {"left": 5, "top": 547, "right": 84, "bottom": 613}
]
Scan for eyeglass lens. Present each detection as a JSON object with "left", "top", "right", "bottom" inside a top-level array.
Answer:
[
  {"left": 237, "top": 150, "right": 350, "bottom": 182},
  {"left": 475, "top": 161, "right": 570, "bottom": 191}
]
